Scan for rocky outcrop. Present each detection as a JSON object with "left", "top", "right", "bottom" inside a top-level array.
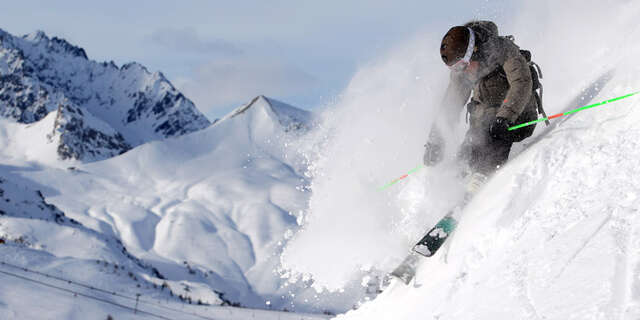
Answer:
[{"left": 0, "top": 29, "right": 211, "bottom": 161}]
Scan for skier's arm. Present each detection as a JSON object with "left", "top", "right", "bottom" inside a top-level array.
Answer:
[{"left": 496, "top": 49, "right": 532, "bottom": 123}]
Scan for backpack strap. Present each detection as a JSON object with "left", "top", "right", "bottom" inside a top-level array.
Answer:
[
  {"left": 535, "top": 83, "right": 549, "bottom": 126},
  {"left": 531, "top": 61, "right": 543, "bottom": 78},
  {"left": 530, "top": 61, "right": 549, "bottom": 126},
  {"left": 518, "top": 48, "right": 550, "bottom": 127}
]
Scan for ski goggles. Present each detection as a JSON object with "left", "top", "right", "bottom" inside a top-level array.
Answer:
[{"left": 448, "top": 27, "right": 476, "bottom": 72}]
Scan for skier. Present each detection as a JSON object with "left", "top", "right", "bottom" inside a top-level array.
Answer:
[
  {"left": 423, "top": 20, "right": 541, "bottom": 196},
  {"left": 389, "top": 21, "right": 545, "bottom": 283}
]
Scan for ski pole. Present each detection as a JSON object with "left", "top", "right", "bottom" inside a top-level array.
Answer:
[
  {"left": 381, "top": 91, "right": 639, "bottom": 190},
  {"left": 379, "top": 164, "right": 425, "bottom": 190},
  {"left": 508, "top": 91, "right": 640, "bottom": 131}
]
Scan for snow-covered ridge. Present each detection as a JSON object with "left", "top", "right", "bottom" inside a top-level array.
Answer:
[
  {"left": 0, "top": 174, "right": 169, "bottom": 290},
  {"left": 0, "top": 28, "right": 210, "bottom": 162}
]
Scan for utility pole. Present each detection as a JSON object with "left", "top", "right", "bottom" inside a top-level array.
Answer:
[{"left": 134, "top": 293, "right": 141, "bottom": 314}]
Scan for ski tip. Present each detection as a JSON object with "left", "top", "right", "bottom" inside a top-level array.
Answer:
[
  {"left": 396, "top": 276, "right": 413, "bottom": 286},
  {"left": 389, "top": 272, "right": 413, "bottom": 285},
  {"left": 377, "top": 276, "right": 409, "bottom": 295}
]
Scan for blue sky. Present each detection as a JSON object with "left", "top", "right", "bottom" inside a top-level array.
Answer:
[{"left": 0, "top": 1, "right": 516, "bottom": 120}]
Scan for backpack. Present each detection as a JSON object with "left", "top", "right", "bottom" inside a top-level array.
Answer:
[
  {"left": 465, "top": 21, "right": 548, "bottom": 141},
  {"left": 465, "top": 22, "right": 548, "bottom": 124},
  {"left": 502, "top": 36, "right": 549, "bottom": 142}
]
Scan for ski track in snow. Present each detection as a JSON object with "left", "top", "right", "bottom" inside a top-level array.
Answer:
[
  {"left": 606, "top": 210, "right": 630, "bottom": 318},
  {"left": 552, "top": 211, "right": 611, "bottom": 281}
]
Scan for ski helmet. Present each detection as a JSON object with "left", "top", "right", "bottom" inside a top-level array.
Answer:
[{"left": 440, "top": 26, "right": 475, "bottom": 70}]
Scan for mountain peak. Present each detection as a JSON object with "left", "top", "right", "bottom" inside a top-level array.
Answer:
[
  {"left": 50, "top": 36, "right": 88, "bottom": 59},
  {"left": 24, "top": 30, "right": 48, "bottom": 42},
  {"left": 218, "top": 95, "right": 313, "bottom": 134},
  {"left": 225, "top": 95, "right": 265, "bottom": 120},
  {"left": 21, "top": 29, "right": 88, "bottom": 59},
  {"left": 121, "top": 61, "right": 147, "bottom": 72}
]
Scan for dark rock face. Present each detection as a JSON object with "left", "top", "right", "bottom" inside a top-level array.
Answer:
[
  {"left": 0, "top": 74, "right": 50, "bottom": 123},
  {"left": 52, "top": 103, "right": 131, "bottom": 161},
  {"left": 0, "top": 29, "right": 211, "bottom": 161}
]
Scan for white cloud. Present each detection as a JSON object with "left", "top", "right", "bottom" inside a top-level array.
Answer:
[{"left": 175, "top": 55, "right": 318, "bottom": 115}]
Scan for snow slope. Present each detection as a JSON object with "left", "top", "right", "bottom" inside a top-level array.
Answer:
[
  {"left": 279, "top": 1, "right": 640, "bottom": 319},
  {"left": 0, "top": 174, "right": 185, "bottom": 318},
  {"left": 337, "top": 72, "right": 640, "bottom": 319},
  {"left": 0, "top": 95, "right": 365, "bottom": 315}
]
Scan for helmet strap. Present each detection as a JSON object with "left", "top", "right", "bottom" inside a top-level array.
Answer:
[{"left": 461, "top": 27, "right": 476, "bottom": 64}]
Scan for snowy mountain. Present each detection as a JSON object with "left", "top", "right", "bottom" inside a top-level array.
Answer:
[
  {"left": 0, "top": 94, "right": 359, "bottom": 318},
  {"left": 0, "top": 29, "right": 210, "bottom": 162}
]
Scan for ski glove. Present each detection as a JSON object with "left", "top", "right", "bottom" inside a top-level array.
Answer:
[
  {"left": 489, "top": 117, "right": 511, "bottom": 141},
  {"left": 423, "top": 128, "right": 444, "bottom": 166}
]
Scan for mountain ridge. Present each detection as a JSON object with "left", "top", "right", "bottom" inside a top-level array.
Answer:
[{"left": 0, "top": 28, "right": 211, "bottom": 162}]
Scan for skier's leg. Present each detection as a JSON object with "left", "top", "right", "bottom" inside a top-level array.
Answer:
[
  {"left": 466, "top": 133, "right": 512, "bottom": 195},
  {"left": 483, "top": 137, "right": 513, "bottom": 172}
]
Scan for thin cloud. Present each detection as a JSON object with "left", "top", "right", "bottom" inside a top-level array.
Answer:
[{"left": 147, "top": 27, "right": 241, "bottom": 56}]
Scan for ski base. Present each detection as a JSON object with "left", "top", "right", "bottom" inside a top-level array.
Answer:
[{"left": 412, "top": 215, "right": 458, "bottom": 257}]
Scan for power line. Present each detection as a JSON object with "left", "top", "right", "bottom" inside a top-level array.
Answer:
[
  {"left": 0, "top": 268, "right": 173, "bottom": 320},
  {"left": 0, "top": 258, "right": 332, "bottom": 320},
  {"left": 0, "top": 260, "right": 330, "bottom": 320},
  {"left": 0, "top": 260, "right": 218, "bottom": 320}
]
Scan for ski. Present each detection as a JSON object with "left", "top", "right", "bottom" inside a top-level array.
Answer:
[
  {"left": 411, "top": 197, "right": 467, "bottom": 259},
  {"left": 389, "top": 252, "right": 421, "bottom": 285},
  {"left": 389, "top": 197, "right": 469, "bottom": 285}
]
